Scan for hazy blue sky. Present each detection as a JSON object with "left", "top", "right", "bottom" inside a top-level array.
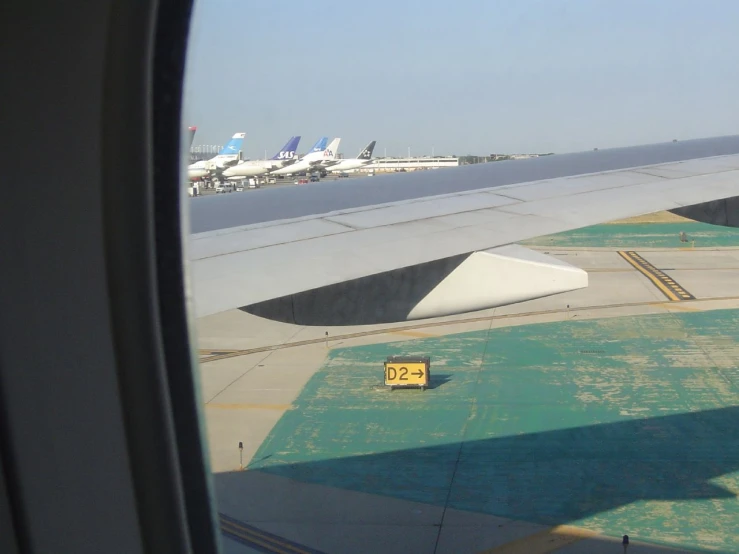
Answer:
[{"left": 183, "top": 0, "right": 739, "bottom": 158}]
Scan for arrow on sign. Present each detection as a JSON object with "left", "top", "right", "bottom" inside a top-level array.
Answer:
[{"left": 412, "top": 369, "right": 424, "bottom": 378}]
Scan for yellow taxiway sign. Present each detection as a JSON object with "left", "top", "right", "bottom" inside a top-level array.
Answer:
[{"left": 384, "top": 356, "right": 430, "bottom": 389}]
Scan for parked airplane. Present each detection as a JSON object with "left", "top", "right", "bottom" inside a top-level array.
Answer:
[
  {"left": 223, "top": 136, "right": 301, "bottom": 179},
  {"left": 327, "top": 140, "right": 377, "bottom": 173},
  {"left": 187, "top": 132, "right": 245, "bottom": 182},
  {"left": 269, "top": 137, "right": 339, "bottom": 176}
]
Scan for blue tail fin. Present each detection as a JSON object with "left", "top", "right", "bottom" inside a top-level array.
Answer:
[
  {"left": 309, "top": 137, "right": 328, "bottom": 153},
  {"left": 219, "top": 132, "right": 246, "bottom": 155},
  {"left": 270, "top": 136, "right": 301, "bottom": 161}
]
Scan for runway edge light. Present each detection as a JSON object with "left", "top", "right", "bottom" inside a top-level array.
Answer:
[{"left": 384, "top": 356, "right": 430, "bottom": 390}]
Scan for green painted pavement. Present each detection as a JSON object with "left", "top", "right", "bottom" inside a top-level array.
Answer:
[
  {"left": 249, "top": 309, "right": 739, "bottom": 552},
  {"left": 521, "top": 222, "right": 739, "bottom": 249}
]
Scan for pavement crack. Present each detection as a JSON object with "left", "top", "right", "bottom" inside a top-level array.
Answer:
[
  {"left": 205, "top": 325, "right": 306, "bottom": 404},
  {"left": 432, "top": 315, "right": 496, "bottom": 554}
]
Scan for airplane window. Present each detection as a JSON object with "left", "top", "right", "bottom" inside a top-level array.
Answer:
[{"left": 182, "top": 2, "right": 739, "bottom": 553}]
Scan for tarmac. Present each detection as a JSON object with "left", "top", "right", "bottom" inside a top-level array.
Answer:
[
  {"left": 191, "top": 171, "right": 370, "bottom": 197},
  {"left": 196, "top": 214, "right": 739, "bottom": 553}
]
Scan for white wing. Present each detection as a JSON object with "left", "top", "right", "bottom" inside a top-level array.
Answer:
[{"left": 189, "top": 137, "right": 739, "bottom": 322}]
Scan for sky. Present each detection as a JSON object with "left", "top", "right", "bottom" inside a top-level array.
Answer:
[{"left": 183, "top": 0, "right": 739, "bottom": 158}]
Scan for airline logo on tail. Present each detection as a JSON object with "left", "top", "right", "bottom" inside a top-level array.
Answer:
[
  {"left": 219, "top": 132, "right": 246, "bottom": 156},
  {"left": 272, "top": 136, "right": 301, "bottom": 160},
  {"left": 358, "top": 140, "right": 376, "bottom": 160},
  {"left": 309, "top": 137, "right": 328, "bottom": 153},
  {"left": 323, "top": 138, "right": 341, "bottom": 159}
]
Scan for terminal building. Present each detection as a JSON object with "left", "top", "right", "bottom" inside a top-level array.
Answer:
[
  {"left": 190, "top": 145, "right": 224, "bottom": 163},
  {"left": 362, "top": 157, "right": 459, "bottom": 172}
]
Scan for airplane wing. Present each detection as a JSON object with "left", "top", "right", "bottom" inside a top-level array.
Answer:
[{"left": 189, "top": 136, "right": 739, "bottom": 323}]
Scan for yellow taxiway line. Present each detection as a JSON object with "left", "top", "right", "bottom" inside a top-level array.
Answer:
[{"left": 618, "top": 251, "right": 695, "bottom": 302}]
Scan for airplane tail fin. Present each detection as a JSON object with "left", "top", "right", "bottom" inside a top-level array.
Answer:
[
  {"left": 271, "top": 136, "right": 301, "bottom": 160},
  {"left": 323, "top": 138, "right": 341, "bottom": 159},
  {"left": 219, "top": 132, "right": 246, "bottom": 156},
  {"left": 309, "top": 137, "right": 328, "bottom": 153},
  {"left": 188, "top": 126, "right": 197, "bottom": 149},
  {"left": 357, "top": 140, "right": 376, "bottom": 160}
]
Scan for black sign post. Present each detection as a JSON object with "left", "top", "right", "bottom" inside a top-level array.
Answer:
[{"left": 239, "top": 441, "right": 244, "bottom": 471}]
